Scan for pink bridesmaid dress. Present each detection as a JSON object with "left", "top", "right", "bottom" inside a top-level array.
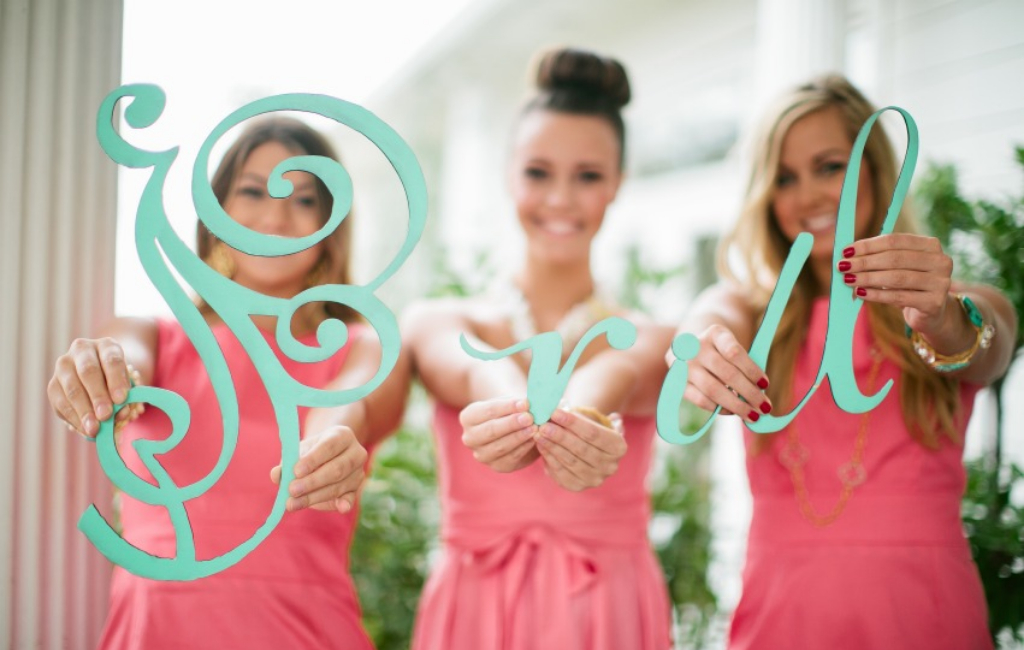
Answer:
[
  {"left": 99, "top": 319, "right": 374, "bottom": 650},
  {"left": 729, "top": 298, "right": 991, "bottom": 649},
  {"left": 412, "top": 403, "right": 672, "bottom": 650}
]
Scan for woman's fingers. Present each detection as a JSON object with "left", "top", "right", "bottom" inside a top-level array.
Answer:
[
  {"left": 96, "top": 338, "right": 132, "bottom": 406},
  {"left": 459, "top": 398, "right": 538, "bottom": 472},
  {"left": 286, "top": 427, "right": 367, "bottom": 512},
  {"left": 845, "top": 233, "right": 943, "bottom": 257},
  {"left": 469, "top": 423, "right": 536, "bottom": 465},
  {"left": 71, "top": 339, "right": 118, "bottom": 424},
  {"left": 51, "top": 352, "right": 100, "bottom": 436},
  {"left": 536, "top": 439, "right": 590, "bottom": 492},
  {"left": 683, "top": 326, "right": 771, "bottom": 422},
  {"left": 708, "top": 326, "right": 769, "bottom": 391},
  {"left": 532, "top": 409, "right": 626, "bottom": 491},
  {"left": 462, "top": 410, "right": 534, "bottom": 452},
  {"left": 547, "top": 409, "right": 625, "bottom": 459},
  {"left": 841, "top": 234, "right": 954, "bottom": 330},
  {"left": 459, "top": 398, "right": 528, "bottom": 428}
]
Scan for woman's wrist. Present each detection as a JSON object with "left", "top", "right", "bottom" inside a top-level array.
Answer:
[{"left": 909, "top": 293, "right": 995, "bottom": 373}]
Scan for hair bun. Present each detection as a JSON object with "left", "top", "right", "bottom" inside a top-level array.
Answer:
[{"left": 534, "top": 48, "right": 631, "bottom": 109}]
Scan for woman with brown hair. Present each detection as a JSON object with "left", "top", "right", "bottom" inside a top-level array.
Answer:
[
  {"left": 47, "top": 117, "right": 408, "bottom": 649},
  {"left": 405, "top": 47, "right": 674, "bottom": 650},
  {"left": 677, "top": 74, "right": 1016, "bottom": 649}
]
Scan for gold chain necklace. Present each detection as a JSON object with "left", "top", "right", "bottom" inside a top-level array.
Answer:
[{"left": 777, "top": 351, "right": 884, "bottom": 527}]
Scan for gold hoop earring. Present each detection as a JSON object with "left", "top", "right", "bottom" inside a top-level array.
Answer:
[{"left": 208, "top": 241, "right": 236, "bottom": 279}]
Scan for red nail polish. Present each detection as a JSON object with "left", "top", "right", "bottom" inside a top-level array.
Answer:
[
  {"left": 748, "top": 411, "right": 760, "bottom": 422},
  {"left": 856, "top": 287, "right": 867, "bottom": 297},
  {"left": 844, "top": 273, "right": 856, "bottom": 284},
  {"left": 843, "top": 246, "right": 855, "bottom": 258},
  {"left": 838, "top": 261, "right": 851, "bottom": 272},
  {"left": 760, "top": 402, "right": 772, "bottom": 414},
  {"left": 757, "top": 377, "right": 769, "bottom": 390}
]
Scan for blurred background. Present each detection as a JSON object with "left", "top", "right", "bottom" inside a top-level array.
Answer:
[{"left": 2, "top": 0, "right": 1022, "bottom": 648}]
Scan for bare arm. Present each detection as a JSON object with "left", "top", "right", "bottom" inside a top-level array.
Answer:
[
  {"left": 303, "top": 328, "right": 411, "bottom": 448},
  {"left": 271, "top": 325, "right": 413, "bottom": 513},
  {"left": 403, "top": 298, "right": 526, "bottom": 408},
  {"left": 404, "top": 298, "right": 537, "bottom": 473},
  {"left": 564, "top": 320, "right": 676, "bottom": 417}
]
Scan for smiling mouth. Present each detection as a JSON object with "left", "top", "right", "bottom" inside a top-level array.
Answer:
[
  {"left": 802, "top": 214, "right": 836, "bottom": 233},
  {"left": 535, "top": 219, "right": 581, "bottom": 237}
]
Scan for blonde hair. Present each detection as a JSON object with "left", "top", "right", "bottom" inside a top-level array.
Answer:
[{"left": 719, "top": 74, "right": 961, "bottom": 449}]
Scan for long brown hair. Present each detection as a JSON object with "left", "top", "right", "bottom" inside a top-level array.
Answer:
[
  {"left": 719, "top": 74, "right": 961, "bottom": 449},
  {"left": 196, "top": 116, "right": 358, "bottom": 323}
]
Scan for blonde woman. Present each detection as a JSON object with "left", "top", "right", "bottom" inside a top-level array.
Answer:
[{"left": 677, "top": 75, "right": 1016, "bottom": 649}]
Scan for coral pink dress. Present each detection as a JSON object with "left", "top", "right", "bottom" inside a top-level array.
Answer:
[
  {"left": 412, "top": 404, "right": 672, "bottom": 650},
  {"left": 729, "top": 299, "right": 991, "bottom": 650},
  {"left": 99, "top": 319, "right": 373, "bottom": 650}
]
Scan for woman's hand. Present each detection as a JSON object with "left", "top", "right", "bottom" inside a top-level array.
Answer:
[
  {"left": 270, "top": 426, "right": 368, "bottom": 513},
  {"left": 682, "top": 325, "right": 772, "bottom": 422},
  {"left": 459, "top": 398, "right": 537, "bottom": 473},
  {"left": 48, "top": 337, "right": 135, "bottom": 437},
  {"left": 839, "top": 234, "right": 954, "bottom": 336},
  {"left": 535, "top": 408, "right": 627, "bottom": 492}
]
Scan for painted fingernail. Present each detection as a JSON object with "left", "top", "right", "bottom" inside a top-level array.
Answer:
[
  {"left": 517, "top": 412, "right": 532, "bottom": 426},
  {"left": 289, "top": 481, "right": 305, "bottom": 497},
  {"left": 843, "top": 246, "right": 855, "bottom": 258},
  {"left": 757, "top": 377, "right": 769, "bottom": 390},
  {"left": 760, "top": 402, "right": 772, "bottom": 414},
  {"left": 838, "top": 261, "right": 852, "bottom": 272},
  {"left": 844, "top": 273, "right": 856, "bottom": 285},
  {"left": 748, "top": 411, "right": 761, "bottom": 422},
  {"left": 856, "top": 287, "right": 867, "bottom": 297}
]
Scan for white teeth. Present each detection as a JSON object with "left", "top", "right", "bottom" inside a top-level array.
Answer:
[
  {"left": 803, "top": 215, "right": 835, "bottom": 231},
  {"left": 541, "top": 221, "right": 576, "bottom": 235}
]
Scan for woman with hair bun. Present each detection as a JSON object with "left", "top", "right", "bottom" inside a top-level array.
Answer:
[{"left": 405, "top": 48, "right": 674, "bottom": 649}]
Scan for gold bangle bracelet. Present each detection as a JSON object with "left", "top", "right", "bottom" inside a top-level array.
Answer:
[{"left": 907, "top": 294, "right": 995, "bottom": 373}]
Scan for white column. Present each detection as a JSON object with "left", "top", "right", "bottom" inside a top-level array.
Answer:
[
  {"left": 0, "top": 0, "right": 123, "bottom": 648},
  {"left": 753, "top": 0, "right": 848, "bottom": 109}
]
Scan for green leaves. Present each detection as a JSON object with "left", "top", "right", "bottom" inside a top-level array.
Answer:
[{"left": 916, "top": 148, "right": 1024, "bottom": 644}]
